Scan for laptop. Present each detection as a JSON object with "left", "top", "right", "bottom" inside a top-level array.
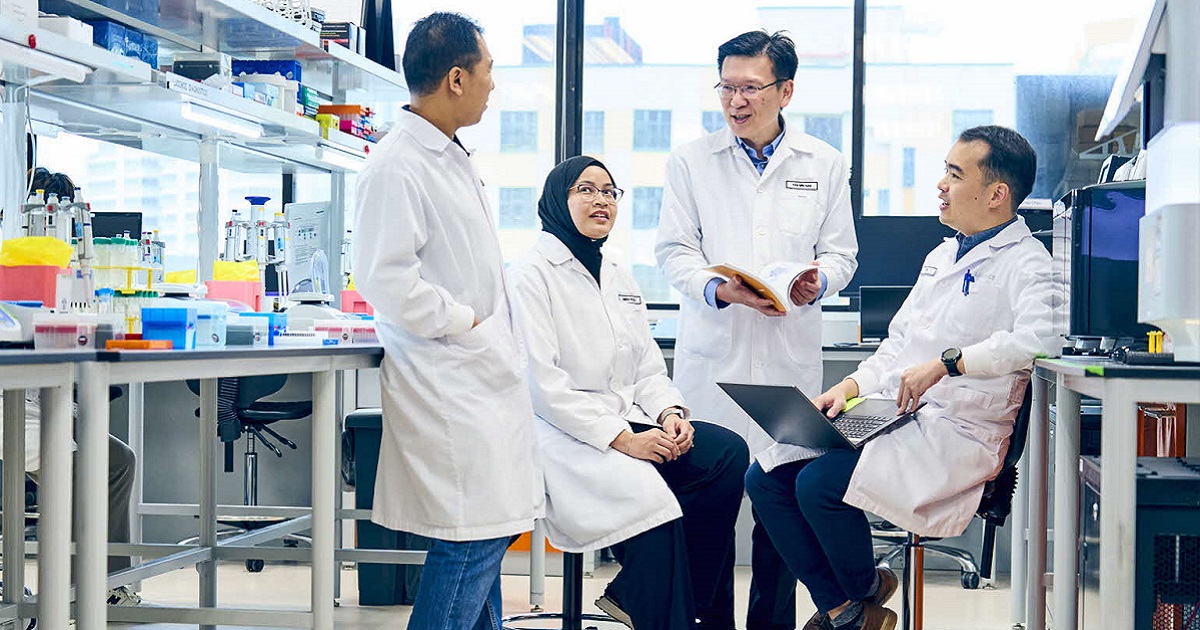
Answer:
[{"left": 718, "top": 382, "right": 921, "bottom": 450}]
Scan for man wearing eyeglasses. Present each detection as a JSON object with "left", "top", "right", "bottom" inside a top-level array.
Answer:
[{"left": 656, "top": 30, "right": 859, "bottom": 630}]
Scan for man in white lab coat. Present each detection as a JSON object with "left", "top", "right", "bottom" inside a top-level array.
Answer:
[
  {"left": 656, "top": 30, "right": 859, "bottom": 630},
  {"left": 746, "top": 126, "right": 1059, "bottom": 630},
  {"left": 351, "top": 13, "right": 541, "bottom": 630}
]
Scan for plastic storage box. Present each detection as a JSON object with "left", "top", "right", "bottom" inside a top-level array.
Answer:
[
  {"left": 236, "top": 311, "right": 286, "bottom": 346},
  {"left": 33, "top": 313, "right": 98, "bottom": 349},
  {"left": 140, "top": 306, "right": 197, "bottom": 349},
  {"left": 192, "top": 300, "right": 228, "bottom": 347}
]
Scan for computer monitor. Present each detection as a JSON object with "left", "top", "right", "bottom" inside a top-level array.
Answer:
[
  {"left": 91, "top": 212, "right": 142, "bottom": 238},
  {"left": 1067, "top": 180, "right": 1155, "bottom": 343},
  {"left": 859, "top": 285, "right": 911, "bottom": 342}
]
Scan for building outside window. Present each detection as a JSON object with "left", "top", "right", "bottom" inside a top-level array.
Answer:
[
  {"left": 702, "top": 111, "right": 725, "bottom": 134},
  {"left": 501, "top": 111, "right": 539, "bottom": 152},
  {"left": 633, "top": 110, "right": 672, "bottom": 152},
  {"left": 632, "top": 187, "right": 663, "bottom": 230},
  {"left": 584, "top": 111, "right": 605, "bottom": 154},
  {"left": 499, "top": 187, "right": 538, "bottom": 228},
  {"left": 804, "top": 115, "right": 843, "bottom": 151}
]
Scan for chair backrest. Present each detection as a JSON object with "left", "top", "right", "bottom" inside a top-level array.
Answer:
[
  {"left": 235, "top": 374, "right": 289, "bottom": 409},
  {"left": 185, "top": 374, "right": 289, "bottom": 409},
  {"left": 1004, "top": 379, "right": 1034, "bottom": 471},
  {"left": 976, "top": 379, "right": 1034, "bottom": 526}
]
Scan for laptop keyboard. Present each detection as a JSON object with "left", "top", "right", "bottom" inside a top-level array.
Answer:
[{"left": 832, "top": 415, "right": 892, "bottom": 441}]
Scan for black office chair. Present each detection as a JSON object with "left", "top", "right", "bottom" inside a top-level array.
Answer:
[
  {"left": 185, "top": 375, "right": 313, "bottom": 572},
  {"left": 875, "top": 381, "right": 1033, "bottom": 630},
  {"left": 502, "top": 541, "right": 621, "bottom": 630}
]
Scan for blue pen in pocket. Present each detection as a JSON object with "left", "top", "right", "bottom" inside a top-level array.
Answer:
[{"left": 962, "top": 269, "right": 975, "bottom": 296}]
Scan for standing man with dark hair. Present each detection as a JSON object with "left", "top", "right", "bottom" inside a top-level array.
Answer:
[
  {"left": 352, "top": 12, "right": 541, "bottom": 630},
  {"left": 656, "top": 29, "right": 859, "bottom": 630},
  {"left": 747, "top": 126, "right": 1058, "bottom": 630}
]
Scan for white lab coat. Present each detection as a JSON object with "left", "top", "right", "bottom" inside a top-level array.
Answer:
[
  {"left": 759, "top": 217, "right": 1060, "bottom": 537},
  {"left": 507, "top": 234, "right": 684, "bottom": 552},
  {"left": 352, "top": 109, "right": 542, "bottom": 541},
  {"left": 656, "top": 126, "right": 859, "bottom": 455}
]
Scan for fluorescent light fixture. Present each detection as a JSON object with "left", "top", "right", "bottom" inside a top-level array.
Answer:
[
  {"left": 0, "top": 38, "right": 90, "bottom": 83},
  {"left": 317, "top": 146, "right": 364, "bottom": 171},
  {"left": 179, "top": 102, "right": 264, "bottom": 138}
]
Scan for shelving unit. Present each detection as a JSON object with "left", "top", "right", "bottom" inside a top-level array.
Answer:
[
  {"left": 0, "top": 3, "right": 407, "bottom": 628},
  {"left": 1, "top": 0, "right": 406, "bottom": 280}
]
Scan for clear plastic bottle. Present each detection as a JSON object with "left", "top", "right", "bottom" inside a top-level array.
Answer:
[{"left": 310, "top": 249, "right": 330, "bottom": 295}]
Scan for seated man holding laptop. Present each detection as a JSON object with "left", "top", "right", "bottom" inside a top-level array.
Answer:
[{"left": 738, "top": 126, "right": 1060, "bottom": 630}]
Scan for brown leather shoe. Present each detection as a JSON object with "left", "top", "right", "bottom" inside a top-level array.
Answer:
[
  {"left": 800, "top": 567, "right": 900, "bottom": 629},
  {"left": 856, "top": 604, "right": 898, "bottom": 630}
]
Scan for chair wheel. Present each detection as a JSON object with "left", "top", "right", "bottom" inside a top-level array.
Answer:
[
  {"left": 246, "top": 559, "right": 265, "bottom": 572},
  {"left": 960, "top": 571, "right": 980, "bottom": 590}
]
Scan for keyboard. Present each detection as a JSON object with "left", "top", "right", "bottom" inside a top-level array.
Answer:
[{"left": 832, "top": 414, "right": 892, "bottom": 441}]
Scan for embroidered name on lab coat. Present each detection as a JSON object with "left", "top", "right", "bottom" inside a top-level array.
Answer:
[
  {"left": 785, "top": 180, "right": 818, "bottom": 191},
  {"left": 920, "top": 265, "right": 938, "bottom": 276},
  {"left": 618, "top": 294, "right": 643, "bottom": 305}
]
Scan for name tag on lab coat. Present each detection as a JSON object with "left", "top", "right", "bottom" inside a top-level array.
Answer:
[
  {"left": 785, "top": 180, "right": 819, "bottom": 191},
  {"left": 618, "top": 294, "right": 643, "bottom": 305},
  {"left": 920, "top": 265, "right": 938, "bottom": 277}
]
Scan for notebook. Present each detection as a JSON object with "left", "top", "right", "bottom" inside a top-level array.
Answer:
[{"left": 717, "top": 383, "right": 921, "bottom": 449}]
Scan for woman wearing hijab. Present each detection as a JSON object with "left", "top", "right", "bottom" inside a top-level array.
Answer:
[{"left": 508, "top": 156, "right": 749, "bottom": 630}]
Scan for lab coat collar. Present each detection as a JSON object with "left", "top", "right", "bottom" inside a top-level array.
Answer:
[
  {"left": 397, "top": 106, "right": 470, "bottom": 155},
  {"left": 708, "top": 121, "right": 824, "bottom": 157},
  {"left": 942, "top": 215, "right": 1032, "bottom": 270},
  {"left": 535, "top": 232, "right": 613, "bottom": 287}
]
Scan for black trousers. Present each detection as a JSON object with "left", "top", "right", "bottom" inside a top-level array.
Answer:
[{"left": 609, "top": 421, "right": 748, "bottom": 629}]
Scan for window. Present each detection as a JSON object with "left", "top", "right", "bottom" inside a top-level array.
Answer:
[
  {"left": 804, "top": 115, "right": 843, "bottom": 151},
  {"left": 584, "top": 111, "right": 605, "bottom": 154},
  {"left": 902, "top": 147, "right": 916, "bottom": 188},
  {"left": 632, "top": 187, "right": 663, "bottom": 230},
  {"left": 876, "top": 189, "right": 890, "bottom": 215},
  {"left": 951, "top": 109, "right": 994, "bottom": 140},
  {"left": 633, "top": 110, "right": 672, "bottom": 152},
  {"left": 583, "top": 6, "right": 852, "bottom": 303},
  {"left": 702, "top": 111, "right": 725, "bottom": 134},
  {"left": 390, "top": 2, "right": 557, "bottom": 261},
  {"left": 500, "top": 111, "right": 538, "bottom": 152},
  {"left": 863, "top": 1, "right": 1146, "bottom": 215},
  {"left": 498, "top": 188, "right": 537, "bottom": 229}
]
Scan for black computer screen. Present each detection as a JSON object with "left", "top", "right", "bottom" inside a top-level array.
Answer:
[
  {"left": 859, "top": 285, "right": 911, "bottom": 341},
  {"left": 1070, "top": 181, "right": 1154, "bottom": 341},
  {"left": 91, "top": 212, "right": 142, "bottom": 238}
]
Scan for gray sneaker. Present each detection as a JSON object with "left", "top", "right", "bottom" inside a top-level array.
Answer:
[{"left": 594, "top": 593, "right": 634, "bottom": 629}]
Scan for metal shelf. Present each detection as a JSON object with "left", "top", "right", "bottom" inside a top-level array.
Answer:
[
  {"left": 39, "top": 0, "right": 409, "bottom": 104},
  {"left": 3, "top": 17, "right": 369, "bottom": 173}
]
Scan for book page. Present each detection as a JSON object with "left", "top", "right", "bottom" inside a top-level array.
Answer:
[{"left": 704, "top": 262, "right": 817, "bottom": 313}]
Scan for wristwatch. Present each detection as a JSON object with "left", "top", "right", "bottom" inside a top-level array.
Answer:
[{"left": 941, "top": 347, "right": 963, "bottom": 377}]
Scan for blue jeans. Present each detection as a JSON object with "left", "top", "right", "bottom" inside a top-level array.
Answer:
[
  {"left": 744, "top": 451, "right": 876, "bottom": 615},
  {"left": 406, "top": 535, "right": 511, "bottom": 630}
]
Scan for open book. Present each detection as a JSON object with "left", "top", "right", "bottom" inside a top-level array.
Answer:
[{"left": 706, "top": 262, "right": 819, "bottom": 313}]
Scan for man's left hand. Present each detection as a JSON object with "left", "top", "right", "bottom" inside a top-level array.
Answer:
[
  {"left": 896, "top": 358, "right": 948, "bottom": 414},
  {"left": 662, "top": 414, "right": 695, "bottom": 454},
  {"left": 789, "top": 264, "right": 822, "bottom": 306}
]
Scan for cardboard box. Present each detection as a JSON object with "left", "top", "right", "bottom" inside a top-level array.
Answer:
[
  {"left": 38, "top": 16, "right": 94, "bottom": 43},
  {"left": 0, "top": 0, "right": 36, "bottom": 26}
]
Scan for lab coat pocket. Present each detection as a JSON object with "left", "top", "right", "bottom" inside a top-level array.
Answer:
[
  {"left": 444, "top": 315, "right": 523, "bottom": 391},
  {"left": 777, "top": 193, "right": 818, "bottom": 237},
  {"left": 677, "top": 303, "right": 732, "bottom": 360},
  {"left": 945, "top": 283, "right": 1001, "bottom": 346}
]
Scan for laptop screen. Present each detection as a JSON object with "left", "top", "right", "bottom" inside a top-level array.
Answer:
[{"left": 860, "top": 286, "right": 911, "bottom": 342}]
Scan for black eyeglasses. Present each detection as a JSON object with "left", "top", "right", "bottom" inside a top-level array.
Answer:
[
  {"left": 568, "top": 183, "right": 624, "bottom": 203},
  {"left": 713, "top": 79, "right": 785, "bottom": 99}
]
